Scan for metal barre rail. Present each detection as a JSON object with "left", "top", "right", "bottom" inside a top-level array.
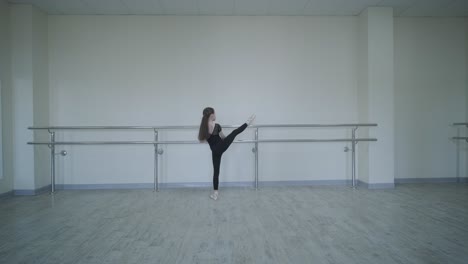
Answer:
[
  {"left": 28, "top": 123, "right": 378, "bottom": 194},
  {"left": 453, "top": 124, "right": 468, "bottom": 183},
  {"left": 453, "top": 122, "right": 468, "bottom": 141},
  {"left": 28, "top": 123, "right": 378, "bottom": 130},
  {"left": 28, "top": 138, "right": 377, "bottom": 145},
  {"left": 453, "top": 121, "right": 468, "bottom": 142}
]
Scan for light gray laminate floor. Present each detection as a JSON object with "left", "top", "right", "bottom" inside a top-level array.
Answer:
[{"left": 1, "top": 184, "right": 467, "bottom": 264}]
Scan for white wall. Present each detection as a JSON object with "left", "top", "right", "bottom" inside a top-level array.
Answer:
[
  {"left": 11, "top": 5, "right": 35, "bottom": 190},
  {"left": 0, "top": 0, "right": 13, "bottom": 194},
  {"left": 394, "top": 17, "right": 467, "bottom": 180},
  {"left": 465, "top": 18, "right": 468, "bottom": 180},
  {"left": 48, "top": 16, "right": 360, "bottom": 185},
  {"left": 357, "top": 9, "right": 369, "bottom": 184},
  {"left": 0, "top": 79, "right": 2, "bottom": 180},
  {"left": 32, "top": 6, "right": 50, "bottom": 189},
  {"left": 7, "top": 11, "right": 467, "bottom": 190},
  {"left": 357, "top": 7, "right": 395, "bottom": 187},
  {"left": 10, "top": 4, "right": 50, "bottom": 191}
]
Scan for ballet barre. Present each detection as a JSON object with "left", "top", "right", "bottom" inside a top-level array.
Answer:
[
  {"left": 28, "top": 123, "right": 378, "bottom": 130},
  {"left": 452, "top": 123, "right": 468, "bottom": 183},
  {"left": 453, "top": 123, "right": 468, "bottom": 142},
  {"left": 28, "top": 123, "right": 378, "bottom": 193},
  {"left": 453, "top": 123, "right": 468, "bottom": 126}
]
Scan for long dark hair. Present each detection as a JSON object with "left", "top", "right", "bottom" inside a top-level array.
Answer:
[{"left": 198, "top": 107, "right": 215, "bottom": 142}]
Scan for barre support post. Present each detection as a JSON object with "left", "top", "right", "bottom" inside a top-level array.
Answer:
[
  {"left": 352, "top": 127, "right": 358, "bottom": 189},
  {"left": 154, "top": 129, "right": 159, "bottom": 192},
  {"left": 255, "top": 128, "right": 259, "bottom": 190},
  {"left": 48, "top": 130, "right": 56, "bottom": 194}
]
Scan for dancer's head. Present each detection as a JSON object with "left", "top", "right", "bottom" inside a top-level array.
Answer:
[
  {"left": 203, "top": 107, "right": 216, "bottom": 121},
  {"left": 198, "top": 107, "right": 215, "bottom": 141}
]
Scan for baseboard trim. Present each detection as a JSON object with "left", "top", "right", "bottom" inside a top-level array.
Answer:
[
  {"left": 14, "top": 184, "right": 52, "bottom": 196},
  {"left": 10, "top": 178, "right": 468, "bottom": 194},
  {"left": 358, "top": 180, "right": 395, "bottom": 189},
  {"left": 57, "top": 183, "right": 153, "bottom": 190},
  {"left": 160, "top": 181, "right": 254, "bottom": 188},
  {"left": 54, "top": 180, "right": 354, "bottom": 190},
  {"left": 0, "top": 190, "right": 14, "bottom": 199},
  {"left": 36, "top": 184, "right": 52, "bottom": 195},
  {"left": 395, "top": 178, "right": 468, "bottom": 184},
  {"left": 261, "top": 180, "right": 353, "bottom": 187},
  {"left": 13, "top": 190, "right": 35, "bottom": 195},
  {"left": 14, "top": 179, "right": 434, "bottom": 193}
]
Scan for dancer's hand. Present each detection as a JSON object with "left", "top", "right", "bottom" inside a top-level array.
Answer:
[{"left": 246, "top": 114, "right": 256, "bottom": 125}]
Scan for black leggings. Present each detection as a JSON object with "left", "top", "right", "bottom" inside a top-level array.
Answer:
[{"left": 212, "top": 123, "right": 248, "bottom": 190}]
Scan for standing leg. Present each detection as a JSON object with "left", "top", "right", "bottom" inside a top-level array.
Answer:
[
  {"left": 218, "top": 123, "right": 248, "bottom": 153},
  {"left": 212, "top": 153, "right": 222, "bottom": 191}
]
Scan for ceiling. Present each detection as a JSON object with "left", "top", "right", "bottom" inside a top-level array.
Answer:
[{"left": 7, "top": 0, "right": 468, "bottom": 17}]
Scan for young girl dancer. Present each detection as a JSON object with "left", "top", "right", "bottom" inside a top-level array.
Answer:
[{"left": 198, "top": 107, "right": 255, "bottom": 200}]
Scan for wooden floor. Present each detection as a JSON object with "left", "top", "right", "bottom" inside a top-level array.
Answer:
[{"left": 1, "top": 183, "right": 467, "bottom": 264}]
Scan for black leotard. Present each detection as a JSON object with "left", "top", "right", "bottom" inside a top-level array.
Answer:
[{"left": 207, "top": 123, "right": 222, "bottom": 151}]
